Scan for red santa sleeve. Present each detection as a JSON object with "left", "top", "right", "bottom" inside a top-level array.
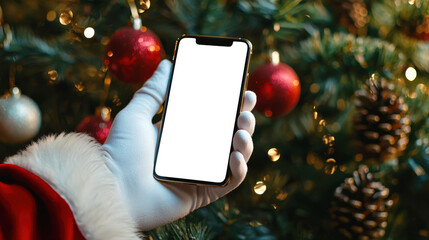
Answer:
[
  {"left": 0, "top": 163, "right": 85, "bottom": 240},
  {"left": 2, "top": 133, "right": 141, "bottom": 240}
]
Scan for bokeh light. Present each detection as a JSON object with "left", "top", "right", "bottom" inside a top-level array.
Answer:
[
  {"left": 48, "top": 70, "right": 58, "bottom": 81},
  {"left": 59, "top": 9, "right": 73, "bottom": 25},
  {"left": 268, "top": 148, "right": 280, "bottom": 162},
  {"left": 84, "top": 27, "right": 95, "bottom": 39},
  {"left": 271, "top": 51, "right": 280, "bottom": 65},
  {"left": 46, "top": 11, "right": 56, "bottom": 22},
  {"left": 405, "top": 67, "right": 417, "bottom": 81},
  {"left": 254, "top": 181, "right": 267, "bottom": 195}
]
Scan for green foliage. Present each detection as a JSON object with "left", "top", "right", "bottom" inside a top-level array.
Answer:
[
  {"left": 164, "top": 0, "right": 236, "bottom": 35},
  {"left": 149, "top": 218, "right": 215, "bottom": 240},
  {"left": 404, "top": 84, "right": 429, "bottom": 165},
  {"left": 284, "top": 29, "right": 405, "bottom": 113},
  {"left": 370, "top": 0, "right": 429, "bottom": 72},
  {"left": 197, "top": 198, "right": 277, "bottom": 240},
  {"left": 149, "top": 198, "right": 277, "bottom": 240},
  {"left": 294, "top": 30, "right": 405, "bottom": 78},
  {"left": 370, "top": 0, "right": 429, "bottom": 31}
]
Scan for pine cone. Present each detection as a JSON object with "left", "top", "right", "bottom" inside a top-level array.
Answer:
[
  {"left": 353, "top": 77, "right": 410, "bottom": 162},
  {"left": 330, "top": 165, "right": 393, "bottom": 240}
]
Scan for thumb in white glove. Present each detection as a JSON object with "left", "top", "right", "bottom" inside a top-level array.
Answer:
[{"left": 103, "top": 59, "right": 256, "bottom": 230}]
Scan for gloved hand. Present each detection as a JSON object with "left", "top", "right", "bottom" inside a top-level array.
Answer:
[{"left": 103, "top": 60, "right": 256, "bottom": 230}]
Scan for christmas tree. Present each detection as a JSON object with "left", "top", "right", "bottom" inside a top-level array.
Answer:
[{"left": 1, "top": 0, "right": 429, "bottom": 239}]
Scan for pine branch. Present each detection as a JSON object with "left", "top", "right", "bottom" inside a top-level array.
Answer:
[
  {"left": 370, "top": 0, "right": 429, "bottom": 72},
  {"left": 1, "top": 27, "right": 74, "bottom": 63},
  {"left": 189, "top": 198, "right": 278, "bottom": 240},
  {"left": 403, "top": 84, "right": 429, "bottom": 162},
  {"left": 164, "top": 0, "right": 239, "bottom": 35},
  {"left": 371, "top": 0, "right": 429, "bottom": 30},
  {"left": 282, "top": 29, "right": 405, "bottom": 111},
  {"left": 237, "top": 0, "right": 277, "bottom": 17},
  {"left": 291, "top": 29, "right": 405, "bottom": 78},
  {"left": 149, "top": 218, "right": 215, "bottom": 240},
  {"left": 0, "top": 27, "right": 100, "bottom": 80}
]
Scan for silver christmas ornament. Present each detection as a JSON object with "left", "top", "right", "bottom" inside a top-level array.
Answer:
[{"left": 0, "top": 87, "right": 41, "bottom": 144}]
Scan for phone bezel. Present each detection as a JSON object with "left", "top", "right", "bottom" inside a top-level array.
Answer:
[{"left": 153, "top": 34, "right": 252, "bottom": 186}]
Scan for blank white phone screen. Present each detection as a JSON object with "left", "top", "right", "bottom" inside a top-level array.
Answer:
[{"left": 155, "top": 38, "right": 249, "bottom": 183}]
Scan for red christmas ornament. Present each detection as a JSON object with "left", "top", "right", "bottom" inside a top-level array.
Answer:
[
  {"left": 105, "top": 27, "right": 164, "bottom": 85},
  {"left": 248, "top": 62, "right": 300, "bottom": 117},
  {"left": 76, "top": 107, "right": 112, "bottom": 144}
]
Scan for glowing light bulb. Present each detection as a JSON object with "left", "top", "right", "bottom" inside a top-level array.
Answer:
[
  {"left": 273, "top": 23, "right": 280, "bottom": 32},
  {"left": 140, "top": 0, "right": 151, "bottom": 10},
  {"left": 48, "top": 70, "right": 58, "bottom": 81},
  {"left": 59, "top": 9, "right": 73, "bottom": 25},
  {"left": 268, "top": 148, "right": 280, "bottom": 162},
  {"left": 12, "top": 87, "right": 20, "bottom": 95},
  {"left": 84, "top": 27, "right": 95, "bottom": 39},
  {"left": 405, "top": 67, "right": 417, "bottom": 81},
  {"left": 254, "top": 181, "right": 267, "bottom": 195},
  {"left": 271, "top": 51, "right": 280, "bottom": 65},
  {"left": 324, "top": 158, "right": 337, "bottom": 175}
]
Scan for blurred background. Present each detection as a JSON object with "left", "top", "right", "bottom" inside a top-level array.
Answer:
[{"left": 1, "top": 0, "right": 429, "bottom": 239}]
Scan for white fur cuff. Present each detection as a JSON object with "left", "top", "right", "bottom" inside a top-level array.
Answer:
[{"left": 6, "top": 133, "right": 140, "bottom": 240}]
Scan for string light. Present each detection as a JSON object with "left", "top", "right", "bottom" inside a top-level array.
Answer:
[
  {"left": 267, "top": 148, "right": 280, "bottom": 162},
  {"left": 46, "top": 11, "right": 56, "bottom": 21},
  {"left": 313, "top": 106, "right": 318, "bottom": 120},
  {"left": 405, "top": 67, "right": 417, "bottom": 81},
  {"left": 271, "top": 50, "right": 280, "bottom": 65},
  {"left": 59, "top": 9, "right": 73, "bottom": 25},
  {"left": 11, "top": 87, "right": 20, "bottom": 95},
  {"left": 74, "top": 82, "right": 84, "bottom": 92},
  {"left": 254, "top": 181, "right": 267, "bottom": 195},
  {"left": 322, "top": 135, "right": 335, "bottom": 146},
  {"left": 324, "top": 158, "right": 337, "bottom": 175},
  {"left": 84, "top": 27, "right": 95, "bottom": 39},
  {"left": 139, "top": 0, "right": 151, "bottom": 10},
  {"left": 48, "top": 70, "right": 58, "bottom": 81},
  {"left": 314, "top": 104, "right": 338, "bottom": 174},
  {"left": 273, "top": 23, "right": 280, "bottom": 32}
]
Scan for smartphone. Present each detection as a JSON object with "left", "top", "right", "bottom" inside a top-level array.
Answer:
[{"left": 153, "top": 35, "right": 252, "bottom": 186}]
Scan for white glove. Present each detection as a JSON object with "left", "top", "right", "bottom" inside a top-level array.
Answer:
[{"left": 103, "top": 60, "right": 257, "bottom": 230}]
